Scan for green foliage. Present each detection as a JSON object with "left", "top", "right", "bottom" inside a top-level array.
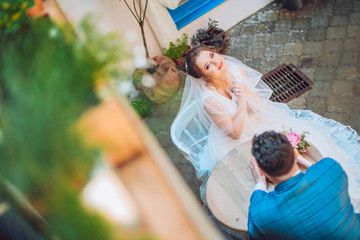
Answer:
[
  {"left": 131, "top": 97, "right": 153, "bottom": 117},
  {"left": 0, "top": 0, "right": 34, "bottom": 36},
  {"left": 0, "top": 15, "right": 130, "bottom": 239},
  {"left": 207, "top": 18, "right": 220, "bottom": 30},
  {"left": 190, "top": 18, "right": 225, "bottom": 49},
  {"left": 77, "top": 15, "right": 130, "bottom": 81},
  {"left": 162, "top": 33, "right": 189, "bottom": 60}
]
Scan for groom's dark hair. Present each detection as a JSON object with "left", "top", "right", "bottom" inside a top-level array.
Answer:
[{"left": 252, "top": 131, "right": 295, "bottom": 177}]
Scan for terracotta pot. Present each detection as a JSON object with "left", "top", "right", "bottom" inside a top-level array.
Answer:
[
  {"left": 200, "top": 31, "right": 229, "bottom": 54},
  {"left": 27, "top": 0, "right": 45, "bottom": 17},
  {"left": 133, "top": 55, "right": 180, "bottom": 104},
  {"left": 283, "top": 0, "right": 306, "bottom": 10}
]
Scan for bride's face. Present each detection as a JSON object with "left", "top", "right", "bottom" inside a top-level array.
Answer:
[{"left": 195, "top": 50, "right": 229, "bottom": 80}]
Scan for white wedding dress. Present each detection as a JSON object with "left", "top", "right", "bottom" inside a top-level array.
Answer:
[{"left": 171, "top": 56, "right": 360, "bottom": 210}]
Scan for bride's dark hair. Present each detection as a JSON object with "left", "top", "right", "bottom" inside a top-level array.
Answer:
[{"left": 174, "top": 46, "right": 214, "bottom": 79}]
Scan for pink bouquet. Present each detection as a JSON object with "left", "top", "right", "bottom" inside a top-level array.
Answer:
[{"left": 282, "top": 128, "right": 310, "bottom": 153}]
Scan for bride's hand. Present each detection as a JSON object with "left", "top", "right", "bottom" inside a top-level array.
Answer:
[
  {"left": 232, "top": 82, "right": 247, "bottom": 97},
  {"left": 294, "top": 149, "right": 313, "bottom": 169},
  {"left": 233, "top": 82, "right": 248, "bottom": 107},
  {"left": 236, "top": 95, "right": 247, "bottom": 108},
  {"left": 233, "top": 83, "right": 249, "bottom": 106}
]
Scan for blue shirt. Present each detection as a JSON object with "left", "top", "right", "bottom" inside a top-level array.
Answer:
[{"left": 248, "top": 158, "right": 360, "bottom": 240}]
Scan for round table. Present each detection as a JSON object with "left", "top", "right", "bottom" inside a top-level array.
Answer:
[{"left": 205, "top": 140, "right": 322, "bottom": 232}]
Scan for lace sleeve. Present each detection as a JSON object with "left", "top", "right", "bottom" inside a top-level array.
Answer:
[{"left": 203, "top": 94, "right": 248, "bottom": 140}]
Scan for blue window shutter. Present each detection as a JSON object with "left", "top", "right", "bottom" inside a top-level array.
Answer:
[{"left": 167, "top": 0, "right": 226, "bottom": 30}]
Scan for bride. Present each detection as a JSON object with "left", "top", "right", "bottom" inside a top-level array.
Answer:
[{"left": 172, "top": 46, "right": 360, "bottom": 210}]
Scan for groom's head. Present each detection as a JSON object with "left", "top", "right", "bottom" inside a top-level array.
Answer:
[{"left": 252, "top": 131, "right": 295, "bottom": 177}]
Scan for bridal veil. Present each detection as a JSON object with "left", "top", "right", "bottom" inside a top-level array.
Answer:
[{"left": 171, "top": 55, "right": 360, "bottom": 210}]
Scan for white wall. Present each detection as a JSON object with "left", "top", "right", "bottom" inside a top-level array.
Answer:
[
  {"left": 57, "top": 0, "right": 162, "bottom": 58},
  {"left": 56, "top": 0, "right": 273, "bottom": 59}
]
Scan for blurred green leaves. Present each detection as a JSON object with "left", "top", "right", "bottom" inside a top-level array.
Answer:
[
  {"left": 131, "top": 97, "right": 153, "bottom": 117},
  {"left": 162, "top": 33, "right": 189, "bottom": 60},
  {"left": 0, "top": 13, "right": 130, "bottom": 240},
  {"left": 0, "top": 0, "right": 34, "bottom": 36}
]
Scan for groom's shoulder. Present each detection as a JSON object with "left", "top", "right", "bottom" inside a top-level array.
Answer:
[
  {"left": 308, "top": 157, "right": 345, "bottom": 179},
  {"left": 313, "top": 157, "right": 342, "bottom": 171}
]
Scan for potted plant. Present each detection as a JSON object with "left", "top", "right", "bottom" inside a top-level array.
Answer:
[
  {"left": 131, "top": 33, "right": 193, "bottom": 106},
  {"left": 191, "top": 18, "right": 229, "bottom": 54},
  {"left": 118, "top": 0, "right": 182, "bottom": 110},
  {"left": 283, "top": 0, "right": 306, "bottom": 10},
  {"left": 162, "top": 33, "right": 190, "bottom": 60},
  {"left": 132, "top": 54, "right": 180, "bottom": 105}
]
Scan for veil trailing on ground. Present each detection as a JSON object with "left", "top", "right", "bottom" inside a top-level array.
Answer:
[{"left": 171, "top": 55, "right": 360, "bottom": 210}]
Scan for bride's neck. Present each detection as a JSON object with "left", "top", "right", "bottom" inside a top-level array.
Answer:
[{"left": 211, "top": 75, "right": 231, "bottom": 90}]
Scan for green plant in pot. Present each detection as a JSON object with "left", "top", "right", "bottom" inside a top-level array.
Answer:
[
  {"left": 131, "top": 34, "right": 190, "bottom": 107},
  {"left": 162, "top": 33, "right": 190, "bottom": 60},
  {"left": 191, "top": 18, "right": 229, "bottom": 54},
  {"left": 119, "top": 0, "right": 181, "bottom": 109}
]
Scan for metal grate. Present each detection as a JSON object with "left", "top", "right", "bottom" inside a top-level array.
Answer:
[{"left": 261, "top": 63, "right": 314, "bottom": 103}]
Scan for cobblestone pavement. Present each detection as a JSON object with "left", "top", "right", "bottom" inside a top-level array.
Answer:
[
  {"left": 228, "top": 0, "right": 360, "bottom": 131},
  {"left": 145, "top": 0, "right": 359, "bottom": 238}
]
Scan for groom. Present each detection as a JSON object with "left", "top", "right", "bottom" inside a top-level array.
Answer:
[{"left": 248, "top": 131, "right": 360, "bottom": 240}]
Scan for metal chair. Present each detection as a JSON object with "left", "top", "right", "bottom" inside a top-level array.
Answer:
[{"left": 170, "top": 102, "right": 209, "bottom": 173}]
